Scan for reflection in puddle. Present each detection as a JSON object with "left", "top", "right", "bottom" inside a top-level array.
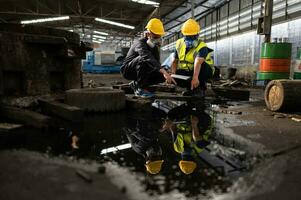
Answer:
[{"left": 0, "top": 99, "right": 253, "bottom": 199}]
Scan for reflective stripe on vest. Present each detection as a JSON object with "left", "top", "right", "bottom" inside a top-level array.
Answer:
[{"left": 175, "top": 38, "right": 214, "bottom": 71}]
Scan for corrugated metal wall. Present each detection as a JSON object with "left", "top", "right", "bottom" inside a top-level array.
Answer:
[
  {"left": 162, "top": 0, "right": 301, "bottom": 67},
  {"left": 207, "top": 18, "right": 301, "bottom": 67}
]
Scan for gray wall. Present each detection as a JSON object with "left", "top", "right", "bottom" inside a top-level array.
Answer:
[{"left": 207, "top": 18, "right": 301, "bottom": 67}]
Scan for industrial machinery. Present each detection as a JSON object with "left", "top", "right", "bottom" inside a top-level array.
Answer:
[{"left": 82, "top": 51, "right": 121, "bottom": 74}]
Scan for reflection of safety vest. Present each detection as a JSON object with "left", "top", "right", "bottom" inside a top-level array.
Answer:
[
  {"left": 175, "top": 38, "right": 214, "bottom": 71},
  {"left": 173, "top": 123, "right": 212, "bottom": 155}
]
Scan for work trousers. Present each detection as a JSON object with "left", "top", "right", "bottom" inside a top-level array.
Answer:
[
  {"left": 176, "top": 62, "right": 213, "bottom": 91},
  {"left": 121, "top": 56, "right": 165, "bottom": 89}
]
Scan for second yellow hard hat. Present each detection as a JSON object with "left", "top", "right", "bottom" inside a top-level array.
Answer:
[
  {"left": 145, "top": 18, "right": 165, "bottom": 36},
  {"left": 145, "top": 160, "right": 164, "bottom": 174},
  {"left": 181, "top": 18, "right": 200, "bottom": 36},
  {"left": 179, "top": 160, "right": 197, "bottom": 175}
]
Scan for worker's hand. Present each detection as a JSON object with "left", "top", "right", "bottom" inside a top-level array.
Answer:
[
  {"left": 191, "top": 77, "right": 200, "bottom": 90},
  {"left": 160, "top": 119, "right": 174, "bottom": 133},
  {"left": 164, "top": 73, "right": 177, "bottom": 85},
  {"left": 191, "top": 115, "right": 199, "bottom": 127}
]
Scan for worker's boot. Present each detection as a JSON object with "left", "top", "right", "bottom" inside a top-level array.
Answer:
[
  {"left": 182, "top": 90, "right": 194, "bottom": 96},
  {"left": 129, "top": 81, "right": 138, "bottom": 92},
  {"left": 129, "top": 81, "right": 154, "bottom": 98},
  {"left": 193, "top": 87, "right": 205, "bottom": 98},
  {"left": 182, "top": 87, "right": 205, "bottom": 98}
]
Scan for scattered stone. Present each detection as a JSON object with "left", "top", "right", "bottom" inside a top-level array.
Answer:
[
  {"left": 215, "top": 109, "right": 242, "bottom": 115},
  {"left": 274, "top": 114, "right": 285, "bottom": 119},
  {"left": 97, "top": 166, "right": 106, "bottom": 174},
  {"left": 0, "top": 123, "right": 23, "bottom": 131},
  {"left": 227, "top": 110, "right": 242, "bottom": 115},
  {"left": 0, "top": 105, "right": 50, "bottom": 128},
  {"left": 71, "top": 135, "right": 79, "bottom": 149},
  {"left": 120, "top": 186, "right": 127, "bottom": 194},
  {"left": 291, "top": 117, "right": 301, "bottom": 122},
  {"left": 75, "top": 169, "right": 92, "bottom": 183},
  {"left": 0, "top": 96, "right": 39, "bottom": 108},
  {"left": 88, "top": 80, "right": 97, "bottom": 88}
]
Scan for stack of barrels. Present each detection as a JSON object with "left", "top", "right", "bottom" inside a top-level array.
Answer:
[
  {"left": 294, "top": 47, "right": 301, "bottom": 79},
  {"left": 257, "top": 42, "right": 292, "bottom": 80}
]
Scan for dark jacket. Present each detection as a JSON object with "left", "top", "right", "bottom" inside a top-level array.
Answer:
[
  {"left": 122, "top": 38, "right": 161, "bottom": 71},
  {"left": 123, "top": 119, "right": 161, "bottom": 158}
]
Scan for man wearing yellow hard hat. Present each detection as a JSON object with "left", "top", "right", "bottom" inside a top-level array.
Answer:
[
  {"left": 171, "top": 18, "right": 214, "bottom": 97},
  {"left": 121, "top": 18, "right": 176, "bottom": 98},
  {"left": 124, "top": 119, "right": 164, "bottom": 175},
  {"left": 161, "top": 108, "right": 213, "bottom": 175}
]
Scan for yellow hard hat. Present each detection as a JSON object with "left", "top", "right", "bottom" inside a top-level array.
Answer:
[
  {"left": 145, "top": 160, "right": 164, "bottom": 174},
  {"left": 145, "top": 18, "right": 165, "bottom": 36},
  {"left": 179, "top": 160, "right": 197, "bottom": 175},
  {"left": 181, "top": 19, "right": 200, "bottom": 36}
]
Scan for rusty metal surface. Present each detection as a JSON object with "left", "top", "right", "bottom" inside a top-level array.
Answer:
[{"left": 0, "top": 24, "right": 85, "bottom": 96}]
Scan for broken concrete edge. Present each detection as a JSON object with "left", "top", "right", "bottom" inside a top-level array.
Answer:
[
  {"left": 0, "top": 105, "right": 51, "bottom": 128},
  {"left": 65, "top": 87, "right": 126, "bottom": 112},
  {"left": 0, "top": 123, "right": 23, "bottom": 132},
  {"left": 213, "top": 152, "right": 288, "bottom": 200},
  {"left": 38, "top": 98, "right": 84, "bottom": 121}
]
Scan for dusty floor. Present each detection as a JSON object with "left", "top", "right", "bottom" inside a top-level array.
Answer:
[{"left": 1, "top": 73, "right": 301, "bottom": 200}]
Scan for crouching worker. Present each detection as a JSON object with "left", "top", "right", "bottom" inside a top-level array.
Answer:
[
  {"left": 171, "top": 19, "right": 214, "bottom": 97},
  {"left": 123, "top": 120, "right": 164, "bottom": 175},
  {"left": 121, "top": 18, "right": 176, "bottom": 98},
  {"left": 161, "top": 112, "right": 213, "bottom": 175}
]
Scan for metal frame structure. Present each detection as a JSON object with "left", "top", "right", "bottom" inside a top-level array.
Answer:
[
  {"left": 0, "top": 0, "right": 184, "bottom": 47},
  {"left": 162, "top": 0, "right": 301, "bottom": 51}
]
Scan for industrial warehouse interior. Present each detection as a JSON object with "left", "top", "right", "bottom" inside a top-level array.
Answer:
[{"left": 1, "top": 0, "right": 301, "bottom": 199}]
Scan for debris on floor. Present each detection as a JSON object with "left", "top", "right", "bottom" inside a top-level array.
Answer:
[{"left": 0, "top": 123, "right": 23, "bottom": 131}]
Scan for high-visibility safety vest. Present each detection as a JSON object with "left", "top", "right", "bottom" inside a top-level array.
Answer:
[
  {"left": 173, "top": 123, "right": 212, "bottom": 155},
  {"left": 175, "top": 38, "right": 214, "bottom": 71}
]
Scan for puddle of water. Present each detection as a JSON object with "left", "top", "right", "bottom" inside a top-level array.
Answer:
[{"left": 0, "top": 99, "right": 255, "bottom": 199}]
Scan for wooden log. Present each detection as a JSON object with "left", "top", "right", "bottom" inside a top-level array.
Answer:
[
  {"left": 212, "top": 87, "right": 250, "bottom": 100},
  {"left": 113, "top": 83, "right": 176, "bottom": 94},
  {"left": 265, "top": 80, "right": 301, "bottom": 111},
  {"left": 125, "top": 96, "right": 152, "bottom": 112},
  {"left": 0, "top": 106, "right": 50, "bottom": 128},
  {"left": 38, "top": 99, "right": 83, "bottom": 121}
]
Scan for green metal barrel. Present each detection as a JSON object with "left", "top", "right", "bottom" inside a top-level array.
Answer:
[
  {"left": 258, "top": 43, "right": 292, "bottom": 80},
  {"left": 260, "top": 43, "right": 292, "bottom": 59}
]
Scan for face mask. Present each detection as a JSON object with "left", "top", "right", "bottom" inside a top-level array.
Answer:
[
  {"left": 146, "top": 146, "right": 162, "bottom": 158},
  {"left": 147, "top": 38, "right": 161, "bottom": 48},
  {"left": 184, "top": 36, "right": 198, "bottom": 49}
]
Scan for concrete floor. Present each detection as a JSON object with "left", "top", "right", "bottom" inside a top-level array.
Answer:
[
  {"left": 0, "top": 150, "right": 129, "bottom": 200},
  {"left": 1, "top": 73, "right": 301, "bottom": 200},
  {"left": 213, "top": 100, "right": 301, "bottom": 200}
]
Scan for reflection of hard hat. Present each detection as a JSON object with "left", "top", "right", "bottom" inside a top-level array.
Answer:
[
  {"left": 145, "top": 18, "right": 165, "bottom": 36},
  {"left": 145, "top": 160, "right": 164, "bottom": 174},
  {"left": 179, "top": 160, "right": 197, "bottom": 174},
  {"left": 181, "top": 19, "right": 200, "bottom": 36}
]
